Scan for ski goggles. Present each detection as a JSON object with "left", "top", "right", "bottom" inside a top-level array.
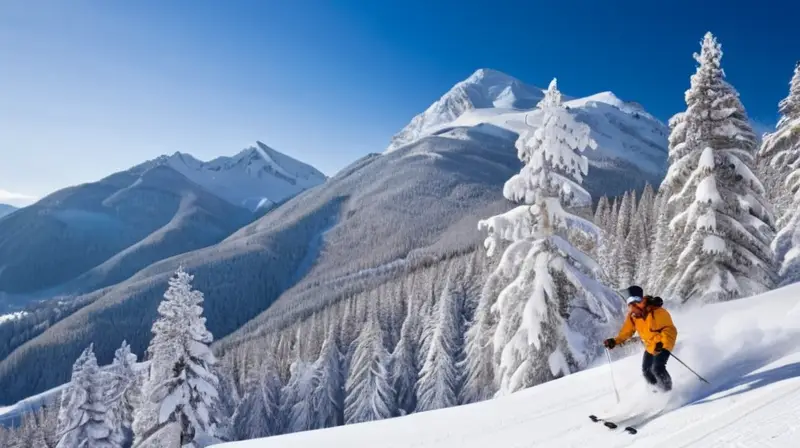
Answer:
[{"left": 626, "top": 296, "right": 643, "bottom": 305}]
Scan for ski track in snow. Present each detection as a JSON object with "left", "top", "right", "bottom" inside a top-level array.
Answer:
[{"left": 216, "top": 283, "right": 800, "bottom": 448}]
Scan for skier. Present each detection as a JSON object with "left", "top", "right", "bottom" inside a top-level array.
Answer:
[{"left": 603, "top": 285, "right": 677, "bottom": 392}]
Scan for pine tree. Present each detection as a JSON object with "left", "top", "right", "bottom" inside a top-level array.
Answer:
[
  {"left": 648, "top": 191, "right": 671, "bottom": 292},
  {"left": 344, "top": 308, "right": 395, "bottom": 424},
  {"left": 133, "top": 268, "right": 223, "bottom": 447},
  {"left": 460, "top": 265, "right": 505, "bottom": 404},
  {"left": 625, "top": 209, "right": 649, "bottom": 286},
  {"left": 279, "top": 359, "right": 315, "bottom": 433},
  {"left": 339, "top": 298, "right": 357, "bottom": 372},
  {"left": 56, "top": 345, "right": 120, "bottom": 448},
  {"left": 310, "top": 325, "right": 345, "bottom": 429},
  {"left": 660, "top": 32, "right": 775, "bottom": 302},
  {"left": 761, "top": 63, "right": 800, "bottom": 285},
  {"left": 477, "top": 79, "right": 624, "bottom": 395},
  {"left": 390, "top": 293, "right": 422, "bottom": 416},
  {"left": 611, "top": 191, "right": 633, "bottom": 287},
  {"left": 593, "top": 196, "right": 611, "bottom": 272},
  {"left": 594, "top": 197, "right": 609, "bottom": 231},
  {"left": 597, "top": 197, "right": 616, "bottom": 282},
  {"left": 232, "top": 355, "right": 282, "bottom": 440},
  {"left": 639, "top": 183, "right": 656, "bottom": 246},
  {"left": 107, "top": 340, "right": 139, "bottom": 446},
  {"left": 415, "top": 276, "right": 463, "bottom": 412}
]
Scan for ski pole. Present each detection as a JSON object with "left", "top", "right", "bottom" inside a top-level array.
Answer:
[
  {"left": 669, "top": 352, "right": 710, "bottom": 384},
  {"left": 605, "top": 348, "right": 621, "bottom": 403}
]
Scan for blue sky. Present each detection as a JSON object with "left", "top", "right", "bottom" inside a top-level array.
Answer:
[{"left": 2, "top": 0, "right": 798, "bottom": 205}]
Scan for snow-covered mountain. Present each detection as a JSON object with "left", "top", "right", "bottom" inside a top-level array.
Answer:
[
  {"left": 388, "top": 69, "right": 669, "bottom": 195},
  {"left": 216, "top": 282, "right": 800, "bottom": 448},
  {"left": 387, "top": 69, "right": 546, "bottom": 151},
  {"left": 0, "top": 164, "right": 255, "bottom": 299},
  {"left": 147, "top": 142, "right": 327, "bottom": 211},
  {"left": 0, "top": 204, "right": 17, "bottom": 219},
  {"left": 0, "top": 71, "right": 669, "bottom": 404}
]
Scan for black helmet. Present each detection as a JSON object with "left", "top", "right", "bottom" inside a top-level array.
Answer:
[{"left": 627, "top": 285, "right": 644, "bottom": 298}]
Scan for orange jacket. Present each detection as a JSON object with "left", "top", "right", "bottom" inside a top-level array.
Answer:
[{"left": 614, "top": 306, "right": 677, "bottom": 354}]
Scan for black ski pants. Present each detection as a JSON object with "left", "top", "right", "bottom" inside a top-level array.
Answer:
[{"left": 642, "top": 349, "right": 672, "bottom": 391}]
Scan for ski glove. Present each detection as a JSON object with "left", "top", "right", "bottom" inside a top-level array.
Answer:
[
  {"left": 604, "top": 338, "right": 616, "bottom": 349},
  {"left": 654, "top": 342, "right": 664, "bottom": 353}
]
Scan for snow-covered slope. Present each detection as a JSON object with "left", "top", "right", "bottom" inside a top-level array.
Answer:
[
  {"left": 387, "top": 69, "right": 668, "bottom": 188},
  {"left": 217, "top": 283, "right": 800, "bottom": 447},
  {"left": 150, "top": 142, "right": 327, "bottom": 211},
  {"left": 0, "top": 204, "right": 17, "bottom": 219}
]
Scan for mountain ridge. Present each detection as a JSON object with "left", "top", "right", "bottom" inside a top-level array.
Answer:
[
  {"left": 138, "top": 141, "right": 327, "bottom": 211},
  {"left": 0, "top": 204, "right": 17, "bottom": 219}
]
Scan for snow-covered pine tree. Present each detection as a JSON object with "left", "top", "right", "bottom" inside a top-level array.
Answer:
[
  {"left": 56, "top": 344, "right": 120, "bottom": 448},
  {"left": 415, "top": 276, "right": 463, "bottom": 412},
  {"left": 625, "top": 208, "right": 650, "bottom": 286},
  {"left": 628, "top": 190, "right": 638, "bottom": 236},
  {"left": 107, "top": 340, "right": 139, "bottom": 446},
  {"left": 597, "top": 198, "right": 617, "bottom": 282},
  {"left": 592, "top": 196, "right": 611, "bottom": 269},
  {"left": 761, "top": 63, "right": 800, "bottom": 285},
  {"left": 232, "top": 354, "right": 282, "bottom": 440},
  {"left": 310, "top": 325, "right": 345, "bottom": 429},
  {"left": 594, "top": 196, "right": 609, "bottom": 232},
  {"left": 416, "top": 277, "right": 439, "bottom": 371},
  {"left": 344, "top": 307, "right": 395, "bottom": 424},
  {"left": 390, "top": 293, "right": 422, "bottom": 415},
  {"left": 279, "top": 359, "right": 315, "bottom": 434},
  {"left": 274, "top": 331, "right": 294, "bottom": 384},
  {"left": 759, "top": 63, "right": 800, "bottom": 219},
  {"left": 477, "top": 79, "right": 624, "bottom": 395},
  {"left": 611, "top": 191, "right": 634, "bottom": 287},
  {"left": 339, "top": 298, "right": 357, "bottom": 371},
  {"left": 660, "top": 32, "right": 775, "bottom": 303},
  {"left": 460, "top": 266, "right": 505, "bottom": 404},
  {"left": 133, "top": 268, "right": 223, "bottom": 448},
  {"left": 639, "top": 183, "right": 656, "bottom": 244},
  {"left": 648, "top": 190, "right": 671, "bottom": 292}
]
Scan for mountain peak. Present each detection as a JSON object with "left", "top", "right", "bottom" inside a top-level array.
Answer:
[
  {"left": 386, "top": 69, "right": 545, "bottom": 152},
  {"left": 131, "top": 143, "right": 326, "bottom": 211},
  {"left": 466, "top": 68, "right": 519, "bottom": 83}
]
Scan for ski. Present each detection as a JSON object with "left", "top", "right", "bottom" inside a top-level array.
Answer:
[{"left": 588, "top": 415, "right": 638, "bottom": 434}]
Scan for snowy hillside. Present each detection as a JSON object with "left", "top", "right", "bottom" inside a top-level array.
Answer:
[
  {"left": 149, "top": 141, "right": 327, "bottom": 211},
  {"left": 0, "top": 204, "right": 17, "bottom": 219},
  {"left": 217, "top": 283, "right": 800, "bottom": 447},
  {"left": 387, "top": 69, "right": 669, "bottom": 190}
]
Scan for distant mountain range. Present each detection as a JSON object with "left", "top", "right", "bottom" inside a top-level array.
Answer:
[
  {"left": 0, "top": 69, "right": 668, "bottom": 405},
  {"left": 0, "top": 143, "right": 326, "bottom": 300},
  {"left": 0, "top": 204, "right": 17, "bottom": 219},
  {"left": 143, "top": 141, "right": 327, "bottom": 211}
]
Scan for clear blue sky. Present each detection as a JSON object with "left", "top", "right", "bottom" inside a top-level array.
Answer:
[{"left": 2, "top": 0, "right": 798, "bottom": 205}]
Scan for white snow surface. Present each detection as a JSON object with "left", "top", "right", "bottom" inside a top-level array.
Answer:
[
  {"left": 386, "top": 69, "right": 668, "bottom": 178},
  {"left": 145, "top": 142, "right": 327, "bottom": 211},
  {"left": 216, "top": 283, "right": 800, "bottom": 447}
]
